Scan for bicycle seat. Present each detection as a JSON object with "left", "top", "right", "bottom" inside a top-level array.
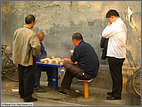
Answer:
[{"left": 1, "top": 45, "right": 7, "bottom": 49}]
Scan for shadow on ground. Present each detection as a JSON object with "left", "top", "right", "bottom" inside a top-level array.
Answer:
[{"left": 1, "top": 76, "right": 141, "bottom": 106}]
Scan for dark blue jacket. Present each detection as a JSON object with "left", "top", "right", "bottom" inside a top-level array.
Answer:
[
  {"left": 71, "top": 41, "right": 99, "bottom": 76},
  {"left": 36, "top": 43, "right": 47, "bottom": 61}
]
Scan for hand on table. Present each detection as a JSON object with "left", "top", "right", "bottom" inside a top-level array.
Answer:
[
  {"left": 40, "top": 52, "right": 42, "bottom": 55},
  {"left": 58, "top": 58, "right": 76, "bottom": 65},
  {"left": 58, "top": 58, "right": 68, "bottom": 62},
  {"left": 74, "top": 61, "right": 78, "bottom": 64}
]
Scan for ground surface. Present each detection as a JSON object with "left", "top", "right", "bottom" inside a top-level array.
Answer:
[{"left": 1, "top": 75, "right": 141, "bottom": 106}]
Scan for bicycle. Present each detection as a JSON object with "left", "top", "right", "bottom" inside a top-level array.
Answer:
[
  {"left": 132, "top": 68, "right": 141, "bottom": 97},
  {"left": 1, "top": 45, "right": 18, "bottom": 82},
  {"left": 126, "top": 67, "right": 141, "bottom": 98},
  {"left": 125, "top": 2, "right": 141, "bottom": 98}
]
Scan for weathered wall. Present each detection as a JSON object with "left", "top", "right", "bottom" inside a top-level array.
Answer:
[
  {"left": 2, "top": 1, "right": 141, "bottom": 69},
  {"left": 1, "top": 0, "right": 141, "bottom": 84}
]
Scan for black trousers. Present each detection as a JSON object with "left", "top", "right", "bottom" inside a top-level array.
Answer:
[
  {"left": 108, "top": 57, "right": 125, "bottom": 98},
  {"left": 35, "top": 65, "right": 53, "bottom": 87},
  {"left": 18, "top": 57, "right": 36, "bottom": 100},
  {"left": 61, "top": 62, "right": 96, "bottom": 90}
]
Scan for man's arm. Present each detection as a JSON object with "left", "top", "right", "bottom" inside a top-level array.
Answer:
[
  {"left": 63, "top": 58, "right": 74, "bottom": 64},
  {"left": 40, "top": 43, "right": 47, "bottom": 59},
  {"left": 30, "top": 34, "right": 41, "bottom": 56},
  {"left": 59, "top": 58, "right": 75, "bottom": 64},
  {"left": 102, "top": 22, "right": 122, "bottom": 38}
]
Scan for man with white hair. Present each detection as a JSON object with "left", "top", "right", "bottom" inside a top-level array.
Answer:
[{"left": 34, "top": 31, "right": 53, "bottom": 92}]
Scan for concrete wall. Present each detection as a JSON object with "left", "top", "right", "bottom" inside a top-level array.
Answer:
[
  {"left": 1, "top": 1, "right": 141, "bottom": 90},
  {"left": 2, "top": 1, "right": 141, "bottom": 68}
]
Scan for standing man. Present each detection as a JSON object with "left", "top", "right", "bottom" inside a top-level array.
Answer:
[
  {"left": 12, "top": 14, "right": 41, "bottom": 102},
  {"left": 34, "top": 31, "right": 52, "bottom": 92},
  {"left": 59, "top": 32, "right": 99, "bottom": 94},
  {"left": 102, "top": 10, "right": 127, "bottom": 100}
]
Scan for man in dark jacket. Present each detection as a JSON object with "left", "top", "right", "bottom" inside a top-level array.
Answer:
[
  {"left": 59, "top": 33, "right": 99, "bottom": 94},
  {"left": 34, "top": 31, "right": 53, "bottom": 92}
]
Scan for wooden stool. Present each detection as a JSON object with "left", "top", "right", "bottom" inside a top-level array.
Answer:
[{"left": 78, "top": 79, "right": 93, "bottom": 98}]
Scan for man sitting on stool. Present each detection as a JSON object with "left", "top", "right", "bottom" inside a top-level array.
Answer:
[
  {"left": 34, "top": 31, "right": 53, "bottom": 92},
  {"left": 59, "top": 32, "right": 99, "bottom": 94}
]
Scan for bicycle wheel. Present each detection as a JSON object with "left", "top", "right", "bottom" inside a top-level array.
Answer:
[
  {"left": 132, "top": 68, "right": 141, "bottom": 97},
  {"left": 1, "top": 57, "right": 7, "bottom": 79},
  {"left": 3, "top": 58, "right": 19, "bottom": 82},
  {"left": 126, "top": 75, "right": 134, "bottom": 96}
]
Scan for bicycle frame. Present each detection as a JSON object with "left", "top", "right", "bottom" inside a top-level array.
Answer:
[{"left": 1, "top": 46, "right": 18, "bottom": 82}]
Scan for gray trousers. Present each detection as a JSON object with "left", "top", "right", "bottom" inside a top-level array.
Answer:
[{"left": 61, "top": 62, "right": 96, "bottom": 90}]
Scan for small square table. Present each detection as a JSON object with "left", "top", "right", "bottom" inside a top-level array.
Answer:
[{"left": 36, "top": 62, "right": 64, "bottom": 90}]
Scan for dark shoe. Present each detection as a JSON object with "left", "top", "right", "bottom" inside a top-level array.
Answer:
[
  {"left": 20, "top": 96, "right": 24, "bottom": 99},
  {"left": 106, "top": 96, "right": 121, "bottom": 100},
  {"left": 34, "top": 86, "right": 41, "bottom": 88},
  {"left": 58, "top": 90, "right": 67, "bottom": 94},
  {"left": 34, "top": 86, "right": 42, "bottom": 92},
  {"left": 107, "top": 92, "right": 113, "bottom": 95},
  {"left": 24, "top": 97, "right": 37, "bottom": 102},
  {"left": 20, "top": 94, "right": 24, "bottom": 98},
  {"left": 58, "top": 89, "right": 70, "bottom": 95}
]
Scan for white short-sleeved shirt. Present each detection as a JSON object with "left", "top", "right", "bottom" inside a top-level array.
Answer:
[{"left": 102, "top": 18, "right": 127, "bottom": 58}]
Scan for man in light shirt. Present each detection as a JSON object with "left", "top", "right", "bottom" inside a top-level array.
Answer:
[
  {"left": 13, "top": 14, "right": 41, "bottom": 102},
  {"left": 102, "top": 10, "right": 127, "bottom": 100}
]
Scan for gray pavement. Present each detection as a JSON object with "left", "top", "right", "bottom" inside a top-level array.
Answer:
[{"left": 1, "top": 78, "right": 141, "bottom": 106}]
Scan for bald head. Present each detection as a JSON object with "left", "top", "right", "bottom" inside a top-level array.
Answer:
[{"left": 37, "top": 31, "right": 44, "bottom": 43}]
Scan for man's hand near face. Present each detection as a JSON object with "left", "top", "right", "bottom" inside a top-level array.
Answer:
[{"left": 108, "top": 21, "right": 112, "bottom": 26}]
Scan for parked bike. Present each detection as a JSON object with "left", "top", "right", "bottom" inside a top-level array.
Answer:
[
  {"left": 1, "top": 45, "right": 18, "bottom": 82},
  {"left": 126, "top": 67, "right": 141, "bottom": 98},
  {"left": 132, "top": 68, "right": 141, "bottom": 97}
]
